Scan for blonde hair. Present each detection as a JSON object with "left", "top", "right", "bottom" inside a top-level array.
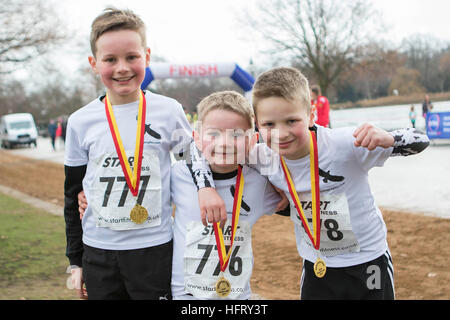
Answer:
[
  {"left": 197, "top": 91, "right": 255, "bottom": 130},
  {"left": 90, "top": 7, "right": 147, "bottom": 56},
  {"left": 252, "top": 67, "right": 311, "bottom": 114}
]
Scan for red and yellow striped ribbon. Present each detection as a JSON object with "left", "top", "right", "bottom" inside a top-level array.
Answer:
[
  {"left": 104, "top": 91, "right": 146, "bottom": 197},
  {"left": 213, "top": 165, "right": 244, "bottom": 271},
  {"left": 280, "top": 130, "right": 321, "bottom": 250}
]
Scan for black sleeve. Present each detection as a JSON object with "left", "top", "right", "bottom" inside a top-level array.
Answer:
[
  {"left": 64, "top": 165, "right": 86, "bottom": 266},
  {"left": 389, "top": 128, "right": 430, "bottom": 156},
  {"left": 172, "top": 139, "right": 215, "bottom": 190},
  {"left": 187, "top": 140, "right": 215, "bottom": 190}
]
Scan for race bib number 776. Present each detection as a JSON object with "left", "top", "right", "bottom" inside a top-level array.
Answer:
[{"left": 184, "top": 221, "right": 253, "bottom": 299}]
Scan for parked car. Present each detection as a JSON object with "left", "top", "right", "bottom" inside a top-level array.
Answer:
[{"left": 0, "top": 113, "right": 38, "bottom": 148}]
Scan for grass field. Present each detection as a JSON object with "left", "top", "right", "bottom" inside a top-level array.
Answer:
[{"left": 0, "top": 193, "right": 75, "bottom": 300}]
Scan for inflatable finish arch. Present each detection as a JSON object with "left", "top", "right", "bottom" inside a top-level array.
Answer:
[{"left": 141, "top": 62, "right": 255, "bottom": 98}]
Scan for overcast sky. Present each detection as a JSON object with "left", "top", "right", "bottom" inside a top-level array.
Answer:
[{"left": 14, "top": 0, "right": 450, "bottom": 86}]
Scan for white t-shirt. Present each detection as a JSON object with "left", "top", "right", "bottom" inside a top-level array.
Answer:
[
  {"left": 64, "top": 90, "right": 192, "bottom": 250},
  {"left": 170, "top": 161, "right": 281, "bottom": 299},
  {"left": 250, "top": 125, "right": 393, "bottom": 267}
]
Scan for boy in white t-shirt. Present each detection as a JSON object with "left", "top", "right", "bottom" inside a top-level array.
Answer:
[
  {"left": 203, "top": 67, "right": 430, "bottom": 299},
  {"left": 64, "top": 8, "right": 212, "bottom": 300},
  {"left": 171, "top": 91, "right": 287, "bottom": 300}
]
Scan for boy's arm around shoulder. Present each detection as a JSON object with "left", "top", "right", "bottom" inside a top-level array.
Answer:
[
  {"left": 180, "top": 152, "right": 227, "bottom": 229},
  {"left": 166, "top": 100, "right": 226, "bottom": 227}
]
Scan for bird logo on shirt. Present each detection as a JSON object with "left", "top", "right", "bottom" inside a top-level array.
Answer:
[
  {"left": 230, "top": 185, "right": 251, "bottom": 212},
  {"left": 145, "top": 123, "right": 161, "bottom": 140},
  {"left": 318, "top": 168, "right": 344, "bottom": 183}
]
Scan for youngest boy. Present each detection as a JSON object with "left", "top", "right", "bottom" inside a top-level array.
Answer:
[{"left": 171, "top": 91, "right": 286, "bottom": 299}]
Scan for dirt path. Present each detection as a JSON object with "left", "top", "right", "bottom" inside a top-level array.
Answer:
[{"left": 1, "top": 150, "right": 449, "bottom": 299}]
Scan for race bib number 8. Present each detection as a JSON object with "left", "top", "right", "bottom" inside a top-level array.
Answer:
[
  {"left": 90, "top": 150, "right": 162, "bottom": 230},
  {"left": 290, "top": 193, "right": 360, "bottom": 256},
  {"left": 184, "top": 221, "right": 253, "bottom": 299}
]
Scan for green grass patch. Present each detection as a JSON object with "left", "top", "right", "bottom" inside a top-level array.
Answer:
[{"left": 0, "top": 192, "right": 74, "bottom": 299}]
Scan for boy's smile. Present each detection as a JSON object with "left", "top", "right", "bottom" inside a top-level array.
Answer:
[
  {"left": 89, "top": 29, "right": 150, "bottom": 105},
  {"left": 256, "top": 96, "right": 314, "bottom": 160},
  {"left": 195, "top": 109, "right": 256, "bottom": 173}
]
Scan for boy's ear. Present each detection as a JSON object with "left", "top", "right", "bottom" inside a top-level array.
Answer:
[
  {"left": 193, "top": 130, "right": 203, "bottom": 153},
  {"left": 88, "top": 56, "right": 98, "bottom": 74},
  {"left": 249, "top": 131, "right": 259, "bottom": 150},
  {"left": 308, "top": 108, "right": 315, "bottom": 127},
  {"left": 145, "top": 47, "right": 151, "bottom": 67}
]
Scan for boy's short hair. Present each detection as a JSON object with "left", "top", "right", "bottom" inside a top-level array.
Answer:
[
  {"left": 197, "top": 91, "right": 255, "bottom": 131},
  {"left": 90, "top": 7, "right": 147, "bottom": 56},
  {"left": 252, "top": 67, "right": 311, "bottom": 114}
]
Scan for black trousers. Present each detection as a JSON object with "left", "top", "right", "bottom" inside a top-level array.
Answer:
[
  {"left": 300, "top": 250, "right": 395, "bottom": 300},
  {"left": 82, "top": 240, "right": 173, "bottom": 300}
]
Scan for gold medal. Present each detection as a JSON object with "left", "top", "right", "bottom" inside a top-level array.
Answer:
[
  {"left": 130, "top": 203, "right": 148, "bottom": 224},
  {"left": 212, "top": 166, "right": 244, "bottom": 298},
  {"left": 313, "top": 257, "right": 326, "bottom": 278},
  {"left": 215, "top": 276, "right": 231, "bottom": 298}
]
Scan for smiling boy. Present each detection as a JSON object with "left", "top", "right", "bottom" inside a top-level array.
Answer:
[
  {"left": 171, "top": 91, "right": 286, "bottom": 299},
  {"left": 251, "top": 67, "right": 430, "bottom": 299},
  {"left": 64, "top": 8, "right": 197, "bottom": 300}
]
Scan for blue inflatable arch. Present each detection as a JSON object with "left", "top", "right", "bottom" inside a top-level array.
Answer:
[{"left": 141, "top": 62, "right": 255, "bottom": 97}]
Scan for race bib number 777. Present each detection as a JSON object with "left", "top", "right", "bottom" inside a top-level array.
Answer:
[{"left": 90, "top": 150, "right": 162, "bottom": 230}]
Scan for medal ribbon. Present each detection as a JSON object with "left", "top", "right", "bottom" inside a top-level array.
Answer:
[
  {"left": 104, "top": 91, "right": 146, "bottom": 197},
  {"left": 213, "top": 165, "right": 244, "bottom": 271},
  {"left": 280, "top": 130, "right": 321, "bottom": 250}
]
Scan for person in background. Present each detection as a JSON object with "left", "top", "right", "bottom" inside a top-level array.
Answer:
[
  {"left": 47, "top": 119, "right": 57, "bottom": 151},
  {"left": 55, "top": 120, "right": 62, "bottom": 150},
  {"left": 310, "top": 85, "right": 330, "bottom": 128},
  {"left": 422, "top": 95, "right": 433, "bottom": 118},
  {"left": 422, "top": 95, "right": 433, "bottom": 131},
  {"left": 409, "top": 105, "right": 417, "bottom": 128},
  {"left": 61, "top": 117, "right": 67, "bottom": 143}
]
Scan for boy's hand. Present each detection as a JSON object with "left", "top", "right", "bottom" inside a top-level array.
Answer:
[
  {"left": 353, "top": 123, "right": 394, "bottom": 150},
  {"left": 70, "top": 267, "right": 88, "bottom": 299},
  {"left": 198, "top": 187, "right": 227, "bottom": 228},
  {"left": 273, "top": 185, "right": 289, "bottom": 212},
  {"left": 78, "top": 190, "right": 88, "bottom": 220}
]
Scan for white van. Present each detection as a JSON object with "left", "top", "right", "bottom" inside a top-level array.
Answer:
[{"left": 0, "top": 113, "right": 38, "bottom": 148}]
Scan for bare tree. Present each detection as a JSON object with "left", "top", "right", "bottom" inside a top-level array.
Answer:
[
  {"left": 240, "top": 0, "right": 382, "bottom": 95},
  {"left": 0, "top": 0, "right": 67, "bottom": 74},
  {"left": 401, "top": 34, "right": 449, "bottom": 93}
]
